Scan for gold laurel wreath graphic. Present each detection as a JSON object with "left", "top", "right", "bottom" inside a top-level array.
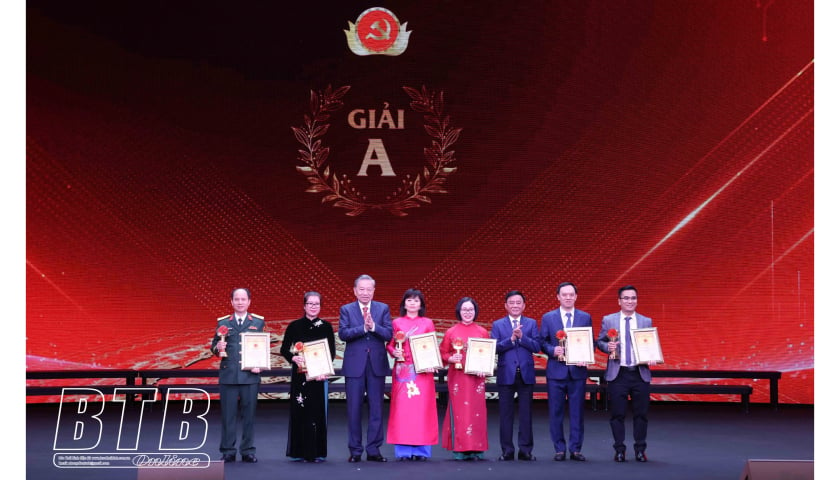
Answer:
[{"left": 292, "top": 85, "right": 461, "bottom": 216}]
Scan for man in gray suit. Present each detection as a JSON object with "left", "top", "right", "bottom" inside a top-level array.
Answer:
[{"left": 596, "top": 285, "right": 655, "bottom": 463}]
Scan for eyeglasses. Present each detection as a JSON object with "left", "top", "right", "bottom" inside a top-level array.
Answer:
[
  {"left": 305, "top": 302, "right": 321, "bottom": 306},
  {"left": 620, "top": 296, "right": 637, "bottom": 301},
  {"left": 460, "top": 308, "right": 475, "bottom": 312}
]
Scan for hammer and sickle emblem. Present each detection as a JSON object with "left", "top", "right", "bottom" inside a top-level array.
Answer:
[{"left": 365, "top": 19, "right": 392, "bottom": 40}]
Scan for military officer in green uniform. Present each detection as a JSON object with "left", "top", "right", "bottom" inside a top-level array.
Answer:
[{"left": 211, "top": 287, "right": 265, "bottom": 463}]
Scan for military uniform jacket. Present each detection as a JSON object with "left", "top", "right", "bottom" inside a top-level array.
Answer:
[{"left": 211, "top": 312, "right": 266, "bottom": 385}]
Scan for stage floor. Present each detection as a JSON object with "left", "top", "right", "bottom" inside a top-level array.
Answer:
[{"left": 27, "top": 399, "right": 813, "bottom": 480}]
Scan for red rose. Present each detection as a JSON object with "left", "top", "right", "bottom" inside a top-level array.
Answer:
[
  {"left": 556, "top": 330, "right": 567, "bottom": 340},
  {"left": 453, "top": 338, "right": 464, "bottom": 348},
  {"left": 217, "top": 326, "right": 229, "bottom": 336},
  {"left": 607, "top": 328, "right": 618, "bottom": 338},
  {"left": 395, "top": 331, "right": 407, "bottom": 342},
  {"left": 294, "top": 341, "right": 305, "bottom": 352}
]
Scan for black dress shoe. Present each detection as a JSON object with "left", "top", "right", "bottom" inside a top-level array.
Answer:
[
  {"left": 517, "top": 452, "right": 536, "bottom": 461},
  {"left": 410, "top": 455, "right": 428, "bottom": 461},
  {"left": 367, "top": 454, "right": 388, "bottom": 462},
  {"left": 221, "top": 454, "right": 236, "bottom": 463},
  {"left": 570, "top": 452, "right": 586, "bottom": 462},
  {"left": 497, "top": 453, "right": 514, "bottom": 461},
  {"left": 614, "top": 451, "right": 626, "bottom": 462},
  {"left": 241, "top": 454, "right": 258, "bottom": 463},
  {"left": 635, "top": 451, "right": 648, "bottom": 462},
  {"left": 348, "top": 455, "right": 362, "bottom": 463},
  {"left": 553, "top": 452, "right": 566, "bottom": 461}
]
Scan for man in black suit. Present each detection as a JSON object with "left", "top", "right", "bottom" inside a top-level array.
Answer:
[
  {"left": 210, "top": 287, "right": 265, "bottom": 463},
  {"left": 338, "top": 274, "right": 393, "bottom": 463}
]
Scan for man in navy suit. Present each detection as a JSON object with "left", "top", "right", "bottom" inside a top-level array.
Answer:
[
  {"left": 596, "top": 285, "right": 656, "bottom": 463},
  {"left": 338, "top": 274, "right": 393, "bottom": 463},
  {"left": 540, "top": 282, "right": 591, "bottom": 462},
  {"left": 210, "top": 287, "right": 265, "bottom": 464},
  {"left": 491, "top": 290, "right": 541, "bottom": 461}
]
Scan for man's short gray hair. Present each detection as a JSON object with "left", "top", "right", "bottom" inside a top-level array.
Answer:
[{"left": 354, "top": 274, "right": 375, "bottom": 287}]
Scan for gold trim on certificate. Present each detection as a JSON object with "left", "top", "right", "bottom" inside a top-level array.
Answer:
[
  {"left": 302, "top": 337, "right": 335, "bottom": 380},
  {"left": 408, "top": 332, "right": 443, "bottom": 372},
  {"left": 464, "top": 337, "right": 497, "bottom": 376},
  {"left": 240, "top": 332, "right": 271, "bottom": 370},
  {"left": 563, "top": 327, "right": 595, "bottom": 364},
  {"left": 630, "top": 327, "right": 664, "bottom": 364}
]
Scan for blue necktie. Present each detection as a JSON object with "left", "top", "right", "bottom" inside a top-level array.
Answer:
[
  {"left": 565, "top": 312, "right": 572, "bottom": 329},
  {"left": 624, "top": 316, "right": 633, "bottom": 365},
  {"left": 512, "top": 318, "right": 519, "bottom": 348}
]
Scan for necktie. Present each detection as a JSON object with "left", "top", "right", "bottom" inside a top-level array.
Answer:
[
  {"left": 565, "top": 312, "right": 572, "bottom": 329},
  {"left": 238, "top": 317, "right": 243, "bottom": 327},
  {"left": 512, "top": 318, "right": 519, "bottom": 330},
  {"left": 624, "top": 316, "right": 633, "bottom": 365},
  {"left": 362, "top": 306, "right": 369, "bottom": 320}
]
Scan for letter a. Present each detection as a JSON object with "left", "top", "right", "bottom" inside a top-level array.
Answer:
[
  {"left": 53, "top": 388, "right": 105, "bottom": 450},
  {"left": 356, "top": 139, "right": 396, "bottom": 176}
]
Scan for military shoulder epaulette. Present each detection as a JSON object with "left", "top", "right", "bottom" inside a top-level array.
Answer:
[
  {"left": 250, "top": 313, "right": 264, "bottom": 319},
  {"left": 217, "top": 315, "right": 231, "bottom": 321}
]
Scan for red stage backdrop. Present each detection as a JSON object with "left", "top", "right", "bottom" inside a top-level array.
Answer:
[{"left": 26, "top": 1, "right": 813, "bottom": 404}]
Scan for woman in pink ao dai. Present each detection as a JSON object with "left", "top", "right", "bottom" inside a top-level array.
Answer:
[{"left": 386, "top": 288, "right": 439, "bottom": 461}]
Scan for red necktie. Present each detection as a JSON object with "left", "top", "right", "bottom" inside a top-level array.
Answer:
[{"left": 363, "top": 306, "right": 371, "bottom": 332}]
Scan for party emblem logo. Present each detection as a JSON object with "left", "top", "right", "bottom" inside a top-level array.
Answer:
[{"left": 345, "top": 7, "right": 411, "bottom": 56}]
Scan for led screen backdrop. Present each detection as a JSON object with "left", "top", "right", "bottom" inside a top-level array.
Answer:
[{"left": 26, "top": 1, "right": 813, "bottom": 404}]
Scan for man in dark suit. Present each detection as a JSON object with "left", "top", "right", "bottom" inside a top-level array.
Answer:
[
  {"left": 338, "top": 274, "right": 393, "bottom": 463},
  {"left": 491, "top": 290, "right": 541, "bottom": 461},
  {"left": 596, "top": 285, "right": 656, "bottom": 463},
  {"left": 540, "top": 282, "right": 591, "bottom": 462},
  {"left": 210, "top": 287, "right": 265, "bottom": 463}
]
